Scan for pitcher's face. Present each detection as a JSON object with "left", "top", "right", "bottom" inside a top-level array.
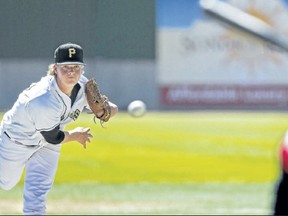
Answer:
[{"left": 56, "top": 64, "right": 84, "bottom": 87}]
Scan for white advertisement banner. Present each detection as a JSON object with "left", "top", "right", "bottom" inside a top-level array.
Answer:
[{"left": 156, "top": 0, "right": 288, "bottom": 108}]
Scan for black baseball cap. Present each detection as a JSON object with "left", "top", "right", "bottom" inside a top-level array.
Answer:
[{"left": 54, "top": 43, "right": 84, "bottom": 65}]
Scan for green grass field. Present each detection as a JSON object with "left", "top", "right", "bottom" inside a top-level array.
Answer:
[{"left": 0, "top": 111, "right": 287, "bottom": 214}]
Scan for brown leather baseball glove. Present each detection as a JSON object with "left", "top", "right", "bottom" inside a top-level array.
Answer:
[{"left": 85, "top": 78, "right": 111, "bottom": 126}]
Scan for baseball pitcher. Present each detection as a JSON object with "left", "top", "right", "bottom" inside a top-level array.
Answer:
[{"left": 0, "top": 43, "right": 118, "bottom": 214}]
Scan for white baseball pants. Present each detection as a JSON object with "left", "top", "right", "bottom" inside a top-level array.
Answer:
[{"left": 0, "top": 134, "right": 61, "bottom": 215}]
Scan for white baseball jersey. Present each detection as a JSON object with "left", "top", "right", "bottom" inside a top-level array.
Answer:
[
  {"left": 0, "top": 74, "right": 89, "bottom": 146},
  {"left": 0, "top": 74, "right": 90, "bottom": 214}
]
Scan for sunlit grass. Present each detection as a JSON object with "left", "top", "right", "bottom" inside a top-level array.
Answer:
[{"left": 50, "top": 111, "right": 287, "bottom": 184}]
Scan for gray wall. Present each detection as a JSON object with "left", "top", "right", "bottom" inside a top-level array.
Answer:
[
  {"left": 0, "top": 59, "right": 158, "bottom": 111},
  {"left": 0, "top": 0, "right": 155, "bottom": 59}
]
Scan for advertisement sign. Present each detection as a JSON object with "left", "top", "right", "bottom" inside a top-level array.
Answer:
[{"left": 157, "top": 0, "right": 288, "bottom": 108}]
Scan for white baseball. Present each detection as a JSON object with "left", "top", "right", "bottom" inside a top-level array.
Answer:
[{"left": 127, "top": 100, "right": 146, "bottom": 117}]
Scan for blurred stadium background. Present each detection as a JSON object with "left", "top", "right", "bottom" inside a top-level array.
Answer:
[{"left": 1, "top": 0, "right": 288, "bottom": 214}]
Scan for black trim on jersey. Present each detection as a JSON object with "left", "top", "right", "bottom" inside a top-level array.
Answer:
[
  {"left": 40, "top": 125, "right": 65, "bottom": 144},
  {"left": 70, "top": 83, "right": 81, "bottom": 107}
]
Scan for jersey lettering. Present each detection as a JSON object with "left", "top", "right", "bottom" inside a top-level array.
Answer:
[{"left": 69, "top": 109, "right": 80, "bottom": 121}]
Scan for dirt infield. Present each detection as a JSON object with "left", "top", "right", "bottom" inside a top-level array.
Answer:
[
  {"left": 0, "top": 182, "right": 274, "bottom": 214},
  {"left": 0, "top": 200, "right": 199, "bottom": 214},
  {"left": 0, "top": 198, "right": 272, "bottom": 215},
  {"left": 0, "top": 200, "right": 22, "bottom": 214}
]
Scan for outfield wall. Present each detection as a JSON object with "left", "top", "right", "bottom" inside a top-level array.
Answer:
[{"left": 0, "top": 59, "right": 158, "bottom": 111}]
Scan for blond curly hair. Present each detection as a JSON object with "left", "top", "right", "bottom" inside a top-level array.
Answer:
[{"left": 47, "top": 64, "right": 56, "bottom": 76}]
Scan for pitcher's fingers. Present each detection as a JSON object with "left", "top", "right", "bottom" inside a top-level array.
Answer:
[{"left": 83, "top": 127, "right": 90, "bottom": 133}]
